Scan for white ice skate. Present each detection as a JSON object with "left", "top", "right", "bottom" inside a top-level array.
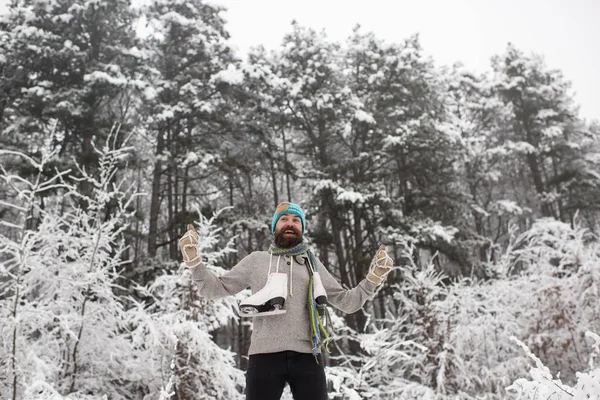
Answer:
[
  {"left": 312, "top": 271, "right": 328, "bottom": 305},
  {"left": 239, "top": 272, "right": 288, "bottom": 317}
]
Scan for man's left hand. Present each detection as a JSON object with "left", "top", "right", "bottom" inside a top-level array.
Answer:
[{"left": 367, "top": 244, "right": 394, "bottom": 285}]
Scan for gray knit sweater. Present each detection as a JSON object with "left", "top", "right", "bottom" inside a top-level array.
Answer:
[{"left": 190, "top": 251, "right": 378, "bottom": 355}]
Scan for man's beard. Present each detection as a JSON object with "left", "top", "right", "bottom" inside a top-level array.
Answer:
[{"left": 274, "top": 227, "right": 303, "bottom": 248}]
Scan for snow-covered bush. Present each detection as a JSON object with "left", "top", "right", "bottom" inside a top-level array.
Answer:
[
  {"left": 326, "top": 247, "right": 459, "bottom": 399},
  {"left": 328, "top": 217, "right": 600, "bottom": 399},
  {"left": 439, "top": 218, "right": 600, "bottom": 397},
  {"left": 0, "top": 141, "right": 141, "bottom": 398},
  {"left": 127, "top": 207, "right": 246, "bottom": 400},
  {"left": 507, "top": 332, "right": 600, "bottom": 399},
  {"left": 0, "top": 138, "right": 244, "bottom": 399}
]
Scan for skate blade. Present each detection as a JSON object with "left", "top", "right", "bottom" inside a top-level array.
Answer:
[{"left": 239, "top": 309, "right": 287, "bottom": 318}]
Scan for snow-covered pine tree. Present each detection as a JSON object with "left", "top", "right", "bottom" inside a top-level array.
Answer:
[
  {"left": 443, "top": 63, "right": 522, "bottom": 273},
  {"left": 0, "top": 0, "right": 141, "bottom": 178},
  {"left": 138, "top": 0, "right": 239, "bottom": 260},
  {"left": 492, "top": 44, "right": 581, "bottom": 221}
]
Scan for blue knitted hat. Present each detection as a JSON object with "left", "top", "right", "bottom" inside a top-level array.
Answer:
[{"left": 271, "top": 202, "right": 305, "bottom": 234}]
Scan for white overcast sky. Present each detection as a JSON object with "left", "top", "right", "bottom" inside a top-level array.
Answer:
[{"left": 1, "top": 0, "right": 599, "bottom": 122}]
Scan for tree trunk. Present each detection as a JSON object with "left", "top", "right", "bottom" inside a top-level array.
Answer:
[
  {"left": 525, "top": 152, "right": 553, "bottom": 217},
  {"left": 167, "top": 160, "right": 175, "bottom": 259},
  {"left": 148, "top": 131, "right": 165, "bottom": 257},
  {"left": 282, "top": 128, "right": 292, "bottom": 201},
  {"left": 269, "top": 154, "right": 279, "bottom": 208}
]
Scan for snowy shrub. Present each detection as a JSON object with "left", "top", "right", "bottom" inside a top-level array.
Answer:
[
  {"left": 507, "top": 332, "right": 600, "bottom": 400},
  {"left": 330, "top": 218, "right": 600, "bottom": 399},
  {"left": 0, "top": 139, "right": 244, "bottom": 399},
  {"left": 437, "top": 218, "right": 600, "bottom": 397},
  {"left": 22, "top": 381, "right": 107, "bottom": 400},
  {"left": 127, "top": 208, "right": 245, "bottom": 400},
  {"left": 0, "top": 142, "right": 141, "bottom": 398},
  {"left": 327, "top": 247, "right": 462, "bottom": 399},
  {"left": 326, "top": 365, "right": 363, "bottom": 399},
  {"left": 447, "top": 218, "right": 600, "bottom": 397},
  {"left": 510, "top": 217, "right": 587, "bottom": 275}
]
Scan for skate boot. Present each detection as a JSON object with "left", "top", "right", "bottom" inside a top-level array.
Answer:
[
  {"left": 312, "top": 271, "right": 328, "bottom": 305},
  {"left": 239, "top": 273, "right": 288, "bottom": 317}
]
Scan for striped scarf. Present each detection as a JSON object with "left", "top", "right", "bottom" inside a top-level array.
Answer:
[{"left": 268, "top": 242, "right": 332, "bottom": 358}]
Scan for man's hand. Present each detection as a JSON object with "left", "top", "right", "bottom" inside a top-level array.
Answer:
[
  {"left": 367, "top": 244, "right": 394, "bottom": 285},
  {"left": 179, "top": 224, "right": 201, "bottom": 267}
]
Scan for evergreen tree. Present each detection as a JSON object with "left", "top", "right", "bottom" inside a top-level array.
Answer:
[
  {"left": 139, "top": 0, "right": 239, "bottom": 260},
  {"left": 0, "top": 0, "right": 141, "bottom": 177},
  {"left": 492, "top": 44, "right": 581, "bottom": 220},
  {"left": 444, "top": 64, "right": 524, "bottom": 270}
]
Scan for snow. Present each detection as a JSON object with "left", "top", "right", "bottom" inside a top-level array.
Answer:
[
  {"left": 53, "top": 13, "right": 74, "bottom": 23},
  {"left": 507, "top": 335, "right": 600, "bottom": 400},
  {"left": 160, "top": 11, "right": 194, "bottom": 26},
  {"left": 542, "top": 126, "right": 563, "bottom": 138},
  {"left": 21, "top": 85, "right": 51, "bottom": 98},
  {"left": 313, "top": 180, "right": 368, "bottom": 206},
  {"left": 493, "top": 199, "right": 523, "bottom": 216},
  {"left": 300, "top": 98, "right": 313, "bottom": 108},
  {"left": 182, "top": 152, "right": 199, "bottom": 167},
  {"left": 504, "top": 140, "right": 537, "bottom": 154},
  {"left": 83, "top": 71, "right": 128, "bottom": 86},
  {"left": 202, "top": 0, "right": 228, "bottom": 10},
  {"left": 67, "top": 3, "right": 85, "bottom": 14},
  {"left": 155, "top": 108, "right": 175, "bottom": 121},
  {"left": 537, "top": 109, "right": 559, "bottom": 120},
  {"left": 435, "top": 121, "right": 461, "bottom": 142},
  {"left": 425, "top": 223, "right": 457, "bottom": 243},
  {"left": 382, "top": 134, "right": 405, "bottom": 147},
  {"left": 18, "top": 25, "right": 45, "bottom": 38},
  {"left": 210, "top": 64, "right": 244, "bottom": 85},
  {"left": 342, "top": 122, "right": 352, "bottom": 139},
  {"left": 336, "top": 190, "right": 365, "bottom": 204},
  {"left": 312, "top": 179, "right": 338, "bottom": 194},
  {"left": 471, "top": 203, "right": 490, "bottom": 217},
  {"left": 354, "top": 109, "right": 376, "bottom": 124},
  {"left": 143, "top": 86, "right": 157, "bottom": 100}
]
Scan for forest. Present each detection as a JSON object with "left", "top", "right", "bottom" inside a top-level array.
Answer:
[{"left": 1, "top": 0, "right": 600, "bottom": 399}]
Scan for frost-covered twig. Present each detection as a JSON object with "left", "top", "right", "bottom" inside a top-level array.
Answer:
[
  {"left": 507, "top": 336, "right": 577, "bottom": 399},
  {"left": 158, "top": 340, "right": 178, "bottom": 400}
]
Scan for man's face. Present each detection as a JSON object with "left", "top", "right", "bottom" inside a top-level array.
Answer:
[{"left": 274, "top": 214, "right": 303, "bottom": 248}]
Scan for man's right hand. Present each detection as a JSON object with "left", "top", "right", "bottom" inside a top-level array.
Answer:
[{"left": 179, "top": 224, "right": 201, "bottom": 267}]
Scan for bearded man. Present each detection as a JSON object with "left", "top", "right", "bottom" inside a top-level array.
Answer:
[{"left": 179, "top": 202, "right": 394, "bottom": 400}]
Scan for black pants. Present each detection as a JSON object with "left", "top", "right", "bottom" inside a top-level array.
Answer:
[{"left": 245, "top": 351, "right": 328, "bottom": 400}]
